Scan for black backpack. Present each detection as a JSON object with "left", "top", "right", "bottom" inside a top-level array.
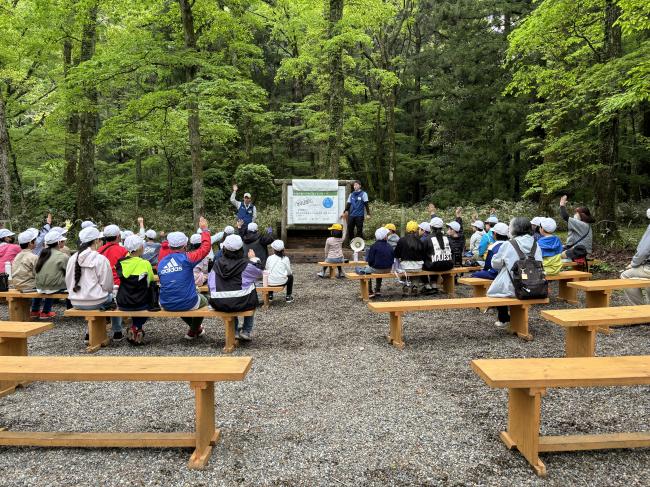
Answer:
[{"left": 507, "top": 239, "right": 548, "bottom": 300}]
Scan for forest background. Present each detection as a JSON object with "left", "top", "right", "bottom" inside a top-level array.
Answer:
[{"left": 0, "top": 0, "right": 649, "bottom": 241}]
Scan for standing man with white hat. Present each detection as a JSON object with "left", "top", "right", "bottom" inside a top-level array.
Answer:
[{"left": 231, "top": 183, "right": 257, "bottom": 227}]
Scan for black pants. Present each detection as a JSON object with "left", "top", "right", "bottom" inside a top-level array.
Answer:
[
  {"left": 269, "top": 275, "right": 294, "bottom": 298},
  {"left": 347, "top": 216, "right": 364, "bottom": 239},
  {"left": 497, "top": 306, "right": 510, "bottom": 323}
]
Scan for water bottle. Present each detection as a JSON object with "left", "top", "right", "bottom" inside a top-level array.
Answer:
[
  {"left": 262, "top": 270, "right": 269, "bottom": 287},
  {"left": 353, "top": 251, "right": 359, "bottom": 263},
  {"left": 4, "top": 262, "right": 11, "bottom": 280}
]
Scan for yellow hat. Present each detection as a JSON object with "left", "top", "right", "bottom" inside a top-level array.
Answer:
[
  {"left": 328, "top": 223, "right": 343, "bottom": 231},
  {"left": 406, "top": 220, "right": 419, "bottom": 233},
  {"left": 384, "top": 223, "right": 396, "bottom": 231}
]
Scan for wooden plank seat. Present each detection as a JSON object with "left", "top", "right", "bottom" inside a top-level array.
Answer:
[
  {"left": 347, "top": 266, "right": 481, "bottom": 302},
  {"left": 0, "top": 322, "right": 53, "bottom": 397},
  {"left": 368, "top": 296, "right": 549, "bottom": 348},
  {"left": 64, "top": 308, "right": 253, "bottom": 353},
  {"left": 0, "top": 291, "right": 68, "bottom": 322},
  {"left": 458, "top": 271, "right": 592, "bottom": 304},
  {"left": 198, "top": 285, "right": 284, "bottom": 308},
  {"left": 568, "top": 279, "right": 650, "bottom": 308},
  {"left": 0, "top": 355, "right": 252, "bottom": 469},
  {"left": 471, "top": 356, "right": 650, "bottom": 476},
  {"left": 541, "top": 305, "right": 650, "bottom": 357},
  {"left": 316, "top": 260, "right": 368, "bottom": 278}
]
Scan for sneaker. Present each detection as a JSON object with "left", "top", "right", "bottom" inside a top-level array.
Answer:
[
  {"left": 112, "top": 331, "right": 124, "bottom": 341},
  {"left": 368, "top": 292, "right": 375, "bottom": 299},
  {"left": 185, "top": 326, "right": 206, "bottom": 340},
  {"left": 30, "top": 311, "right": 41, "bottom": 319},
  {"left": 40, "top": 311, "right": 56, "bottom": 320},
  {"left": 317, "top": 272, "right": 325, "bottom": 278},
  {"left": 336, "top": 274, "right": 346, "bottom": 279},
  {"left": 127, "top": 326, "right": 145, "bottom": 346},
  {"left": 239, "top": 331, "right": 252, "bottom": 341},
  {"left": 84, "top": 333, "right": 89, "bottom": 345},
  {"left": 285, "top": 295, "right": 294, "bottom": 303},
  {"left": 494, "top": 321, "right": 509, "bottom": 328},
  {"left": 373, "top": 292, "right": 382, "bottom": 298},
  {"left": 268, "top": 293, "right": 274, "bottom": 301}
]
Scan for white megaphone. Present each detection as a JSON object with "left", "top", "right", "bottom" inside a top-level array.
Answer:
[{"left": 350, "top": 237, "right": 365, "bottom": 262}]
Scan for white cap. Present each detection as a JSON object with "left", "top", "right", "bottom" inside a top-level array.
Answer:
[
  {"left": 647, "top": 208, "right": 650, "bottom": 219},
  {"left": 247, "top": 222, "right": 258, "bottom": 232},
  {"left": 18, "top": 230, "right": 36, "bottom": 245},
  {"left": 447, "top": 221, "right": 461, "bottom": 233},
  {"left": 124, "top": 235, "right": 144, "bottom": 252},
  {"left": 79, "top": 227, "right": 101, "bottom": 244},
  {"left": 223, "top": 234, "right": 243, "bottom": 251},
  {"left": 167, "top": 232, "right": 188, "bottom": 248},
  {"left": 81, "top": 220, "right": 97, "bottom": 229},
  {"left": 492, "top": 222, "right": 509, "bottom": 236},
  {"left": 540, "top": 217, "right": 557, "bottom": 233},
  {"left": 486, "top": 216, "right": 499, "bottom": 224},
  {"left": 51, "top": 226, "right": 68, "bottom": 235},
  {"left": 531, "top": 217, "right": 543, "bottom": 226},
  {"left": 44, "top": 229, "right": 66, "bottom": 245},
  {"left": 224, "top": 226, "right": 235, "bottom": 235},
  {"left": 472, "top": 220, "right": 484, "bottom": 230},
  {"left": 0, "top": 229, "right": 15, "bottom": 239},
  {"left": 103, "top": 224, "right": 120, "bottom": 237},
  {"left": 243, "top": 192, "right": 252, "bottom": 198},
  {"left": 271, "top": 239, "right": 285, "bottom": 251},
  {"left": 430, "top": 217, "right": 444, "bottom": 229},
  {"left": 122, "top": 230, "right": 134, "bottom": 239},
  {"left": 190, "top": 233, "right": 202, "bottom": 245},
  {"left": 419, "top": 222, "right": 431, "bottom": 232},
  {"left": 375, "top": 227, "right": 389, "bottom": 241},
  {"left": 145, "top": 229, "right": 157, "bottom": 240}
]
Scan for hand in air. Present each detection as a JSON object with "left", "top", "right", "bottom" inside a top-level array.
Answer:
[
  {"left": 137, "top": 217, "right": 144, "bottom": 226},
  {"left": 46, "top": 213, "right": 52, "bottom": 225},
  {"left": 233, "top": 184, "right": 238, "bottom": 193},
  {"left": 199, "top": 216, "right": 208, "bottom": 229},
  {"left": 560, "top": 195, "right": 568, "bottom": 206},
  {"left": 455, "top": 207, "right": 462, "bottom": 217},
  {"left": 236, "top": 219, "right": 244, "bottom": 229},
  {"left": 266, "top": 227, "right": 273, "bottom": 234}
]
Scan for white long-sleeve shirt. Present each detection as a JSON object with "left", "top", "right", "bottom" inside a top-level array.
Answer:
[{"left": 265, "top": 254, "right": 292, "bottom": 286}]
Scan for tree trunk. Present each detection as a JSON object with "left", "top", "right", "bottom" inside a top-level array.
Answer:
[
  {"left": 63, "top": 38, "right": 79, "bottom": 187},
  {"left": 387, "top": 88, "right": 397, "bottom": 203},
  {"left": 375, "top": 102, "right": 385, "bottom": 199},
  {"left": 324, "top": 0, "right": 344, "bottom": 179},
  {"left": 595, "top": 0, "right": 622, "bottom": 233},
  {"left": 178, "top": 0, "right": 204, "bottom": 225},
  {"left": 0, "top": 95, "right": 11, "bottom": 222},
  {"left": 76, "top": 2, "right": 99, "bottom": 219},
  {"left": 135, "top": 153, "right": 142, "bottom": 210}
]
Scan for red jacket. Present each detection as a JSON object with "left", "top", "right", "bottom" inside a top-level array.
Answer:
[
  {"left": 98, "top": 242, "right": 128, "bottom": 285},
  {"left": 156, "top": 241, "right": 170, "bottom": 271}
]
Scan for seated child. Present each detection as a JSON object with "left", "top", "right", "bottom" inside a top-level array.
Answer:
[
  {"left": 265, "top": 240, "right": 293, "bottom": 303},
  {"left": 538, "top": 217, "right": 563, "bottom": 276},
  {"left": 362, "top": 227, "right": 394, "bottom": 298},
  {"left": 471, "top": 222, "right": 509, "bottom": 279},
  {"left": 317, "top": 223, "right": 345, "bottom": 278},
  {"left": 446, "top": 221, "right": 465, "bottom": 267},
  {"left": 384, "top": 223, "right": 400, "bottom": 249},
  {"left": 189, "top": 232, "right": 210, "bottom": 286},
  {"left": 394, "top": 221, "right": 424, "bottom": 272}
]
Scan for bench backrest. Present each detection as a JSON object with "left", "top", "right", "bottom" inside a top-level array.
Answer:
[
  {"left": 0, "top": 356, "right": 252, "bottom": 382},
  {"left": 568, "top": 279, "right": 650, "bottom": 291},
  {"left": 0, "top": 322, "right": 53, "bottom": 338},
  {"left": 471, "top": 355, "right": 650, "bottom": 388},
  {"left": 541, "top": 304, "right": 650, "bottom": 327},
  {"left": 368, "top": 296, "right": 549, "bottom": 313}
]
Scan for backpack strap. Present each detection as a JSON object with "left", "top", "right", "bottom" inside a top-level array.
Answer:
[
  {"left": 529, "top": 240, "right": 538, "bottom": 258},
  {"left": 509, "top": 239, "right": 526, "bottom": 260}
]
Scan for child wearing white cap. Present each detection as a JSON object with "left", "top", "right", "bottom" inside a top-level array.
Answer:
[
  {"left": 35, "top": 230, "right": 70, "bottom": 316},
  {"left": 446, "top": 220, "right": 465, "bottom": 267},
  {"left": 619, "top": 208, "right": 650, "bottom": 305},
  {"left": 361, "top": 227, "right": 394, "bottom": 298},
  {"left": 115, "top": 235, "right": 155, "bottom": 345},
  {"left": 142, "top": 228, "right": 161, "bottom": 269},
  {"left": 537, "top": 218, "right": 563, "bottom": 276},
  {"left": 471, "top": 222, "right": 509, "bottom": 280},
  {"left": 12, "top": 230, "right": 55, "bottom": 318},
  {"left": 468, "top": 220, "right": 485, "bottom": 262},
  {"left": 208, "top": 233, "right": 264, "bottom": 341},
  {"left": 478, "top": 215, "right": 499, "bottom": 259},
  {"left": 0, "top": 229, "right": 20, "bottom": 271},
  {"left": 239, "top": 221, "right": 274, "bottom": 267},
  {"left": 265, "top": 240, "right": 294, "bottom": 303},
  {"left": 189, "top": 233, "right": 210, "bottom": 286},
  {"left": 530, "top": 217, "right": 543, "bottom": 241}
]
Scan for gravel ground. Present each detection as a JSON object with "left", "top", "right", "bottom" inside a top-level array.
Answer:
[{"left": 0, "top": 264, "right": 649, "bottom": 486}]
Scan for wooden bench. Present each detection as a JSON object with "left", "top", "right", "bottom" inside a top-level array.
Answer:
[
  {"left": 368, "top": 296, "right": 549, "bottom": 348},
  {"left": 64, "top": 308, "right": 254, "bottom": 353},
  {"left": 568, "top": 278, "right": 650, "bottom": 308},
  {"left": 0, "top": 355, "right": 251, "bottom": 469},
  {"left": 542, "top": 305, "right": 650, "bottom": 357},
  {"left": 0, "top": 322, "right": 53, "bottom": 397},
  {"left": 317, "top": 260, "right": 367, "bottom": 278},
  {"left": 0, "top": 291, "right": 68, "bottom": 322},
  {"left": 198, "top": 285, "right": 284, "bottom": 308},
  {"left": 471, "top": 356, "right": 650, "bottom": 476},
  {"left": 458, "top": 271, "right": 592, "bottom": 304},
  {"left": 347, "top": 266, "right": 481, "bottom": 301}
]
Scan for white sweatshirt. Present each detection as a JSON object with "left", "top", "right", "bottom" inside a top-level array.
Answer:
[{"left": 265, "top": 254, "right": 292, "bottom": 286}]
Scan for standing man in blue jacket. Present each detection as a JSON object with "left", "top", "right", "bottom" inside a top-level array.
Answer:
[
  {"left": 341, "top": 180, "right": 370, "bottom": 240},
  {"left": 230, "top": 184, "right": 257, "bottom": 227}
]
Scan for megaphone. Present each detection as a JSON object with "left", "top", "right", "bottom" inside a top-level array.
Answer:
[{"left": 350, "top": 237, "right": 365, "bottom": 252}]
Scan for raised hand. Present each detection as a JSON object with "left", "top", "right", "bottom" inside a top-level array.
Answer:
[
  {"left": 46, "top": 212, "right": 52, "bottom": 225},
  {"left": 232, "top": 184, "right": 238, "bottom": 193},
  {"left": 137, "top": 217, "right": 144, "bottom": 226},
  {"left": 199, "top": 216, "right": 208, "bottom": 229},
  {"left": 560, "top": 195, "right": 568, "bottom": 206},
  {"left": 236, "top": 219, "right": 244, "bottom": 229},
  {"left": 455, "top": 207, "right": 462, "bottom": 217}
]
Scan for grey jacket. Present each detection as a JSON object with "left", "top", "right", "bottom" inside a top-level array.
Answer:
[
  {"left": 487, "top": 234, "right": 543, "bottom": 298},
  {"left": 631, "top": 224, "right": 650, "bottom": 267},
  {"left": 566, "top": 217, "right": 593, "bottom": 254}
]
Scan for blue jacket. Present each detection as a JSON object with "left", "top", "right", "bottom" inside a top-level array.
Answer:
[
  {"left": 471, "top": 242, "right": 504, "bottom": 279},
  {"left": 158, "top": 232, "right": 211, "bottom": 311},
  {"left": 347, "top": 190, "right": 368, "bottom": 217},
  {"left": 367, "top": 240, "right": 394, "bottom": 270},
  {"left": 478, "top": 230, "right": 495, "bottom": 257},
  {"left": 538, "top": 235, "right": 563, "bottom": 258}
]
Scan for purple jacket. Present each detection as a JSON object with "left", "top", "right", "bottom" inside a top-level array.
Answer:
[{"left": 207, "top": 256, "right": 263, "bottom": 312}]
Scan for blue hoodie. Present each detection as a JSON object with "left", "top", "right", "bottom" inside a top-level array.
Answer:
[
  {"left": 537, "top": 235, "right": 563, "bottom": 258},
  {"left": 367, "top": 240, "right": 394, "bottom": 269}
]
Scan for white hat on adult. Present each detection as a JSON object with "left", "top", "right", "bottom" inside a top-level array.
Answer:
[{"left": 167, "top": 232, "right": 188, "bottom": 248}]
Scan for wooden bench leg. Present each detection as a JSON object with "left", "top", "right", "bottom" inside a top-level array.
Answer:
[
  {"left": 473, "top": 285, "right": 487, "bottom": 298},
  {"left": 360, "top": 280, "right": 370, "bottom": 302},
  {"left": 500, "top": 387, "right": 546, "bottom": 477},
  {"left": 565, "top": 327, "right": 596, "bottom": 357},
  {"left": 507, "top": 305, "right": 533, "bottom": 341},
  {"left": 386, "top": 312, "right": 404, "bottom": 350},
  {"left": 86, "top": 317, "right": 109, "bottom": 353},
  {"left": 262, "top": 291, "right": 270, "bottom": 309},
  {"left": 584, "top": 291, "right": 613, "bottom": 334},
  {"left": 329, "top": 266, "right": 335, "bottom": 279},
  {"left": 441, "top": 274, "right": 455, "bottom": 296},
  {"left": 189, "top": 381, "right": 220, "bottom": 469},
  {"left": 222, "top": 317, "right": 238, "bottom": 353},
  {"left": 8, "top": 298, "right": 31, "bottom": 322},
  {"left": 557, "top": 280, "right": 578, "bottom": 304},
  {"left": 0, "top": 337, "right": 29, "bottom": 397}
]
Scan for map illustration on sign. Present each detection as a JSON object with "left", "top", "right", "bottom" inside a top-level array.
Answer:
[{"left": 287, "top": 180, "right": 345, "bottom": 225}]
